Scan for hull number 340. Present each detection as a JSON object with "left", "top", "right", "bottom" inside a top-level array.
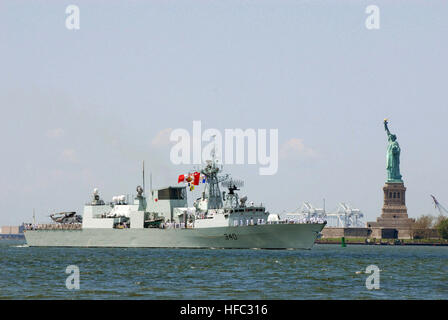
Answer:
[{"left": 224, "top": 233, "right": 238, "bottom": 240}]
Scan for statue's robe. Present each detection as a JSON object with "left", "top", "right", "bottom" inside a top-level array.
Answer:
[{"left": 386, "top": 140, "right": 402, "bottom": 181}]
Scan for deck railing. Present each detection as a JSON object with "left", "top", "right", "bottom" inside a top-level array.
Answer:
[{"left": 23, "top": 223, "right": 82, "bottom": 230}]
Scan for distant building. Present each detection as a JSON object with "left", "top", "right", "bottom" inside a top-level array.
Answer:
[{"left": 0, "top": 225, "right": 24, "bottom": 234}]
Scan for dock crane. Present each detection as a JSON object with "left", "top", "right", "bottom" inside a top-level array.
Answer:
[
  {"left": 288, "top": 202, "right": 365, "bottom": 227},
  {"left": 326, "top": 203, "right": 365, "bottom": 228},
  {"left": 431, "top": 195, "right": 448, "bottom": 216}
]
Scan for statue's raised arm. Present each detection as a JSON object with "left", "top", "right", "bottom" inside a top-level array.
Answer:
[{"left": 384, "top": 119, "right": 392, "bottom": 138}]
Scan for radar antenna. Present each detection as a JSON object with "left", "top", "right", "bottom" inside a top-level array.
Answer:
[
  {"left": 221, "top": 179, "right": 244, "bottom": 208},
  {"left": 221, "top": 179, "right": 244, "bottom": 194}
]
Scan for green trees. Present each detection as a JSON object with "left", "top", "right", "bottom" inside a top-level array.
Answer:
[
  {"left": 412, "top": 215, "right": 435, "bottom": 239},
  {"left": 437, "top": 217, "right": 448, "bottom": 239},
  {"left": 412, "top": 214, "right": 448, "bottom": 240}
]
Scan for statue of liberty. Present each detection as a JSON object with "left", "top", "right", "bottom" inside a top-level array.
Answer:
[{"left": 384, "top": 119, "right": 403, "bottom": 183}]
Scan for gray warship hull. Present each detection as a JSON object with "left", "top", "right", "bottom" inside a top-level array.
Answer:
[{"left": 24, "top": 223, "right": 325, "bottom": 249}]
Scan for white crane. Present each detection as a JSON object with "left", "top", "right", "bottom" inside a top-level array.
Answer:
[
  {"left": 299, "top": 202, "right": 326, "bottom": 220},
  {"left": 325, "top": 203, "right": 365, "bottom": 228},
  {"left": 431, "top": 195, "right": 448, "bottom": 216},
  {"left": 284, "top": 202, "right": 325, "bottom": 223},
  {"left": 288, "top": 202, "right": 364, "bottom": 227}
]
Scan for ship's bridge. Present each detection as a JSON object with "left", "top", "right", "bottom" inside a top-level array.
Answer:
[{"left": 147, "top": 186, "right": 187, "bottom": 222}]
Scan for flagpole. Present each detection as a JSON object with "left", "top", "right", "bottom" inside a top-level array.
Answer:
[{"left": 142, "top": 160, "right": 145, "bottom": 193}]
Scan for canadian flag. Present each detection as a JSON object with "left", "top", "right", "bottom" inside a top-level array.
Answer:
[
  {"left": 178, "top": 174, "right": 185, "bottom": 183},
  {"left": 193, "top": 172, "right": 201, "bottom": 186}
]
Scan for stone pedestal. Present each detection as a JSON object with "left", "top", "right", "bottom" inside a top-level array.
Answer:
[{"left": 368, "top": 182, "right": 415, "bottom": 229}]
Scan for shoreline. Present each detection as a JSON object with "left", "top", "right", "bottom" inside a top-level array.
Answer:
[
  {"left": 316, "top": 238, "right": 448, "bottom": 246},
  {"left": 2, "top": 237, "right": 448, "bottom": 247},
  {"left": 0, "top": 235, "right": 24, "bottom": 240}
]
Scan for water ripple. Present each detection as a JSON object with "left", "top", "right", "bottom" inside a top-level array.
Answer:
[{"left": 1, "top": 240, "right": 448, "bottom": 299}]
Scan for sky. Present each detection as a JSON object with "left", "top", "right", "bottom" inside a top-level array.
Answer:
[{"left": 0, "top": 0, "right": 447, "bottom": 225}]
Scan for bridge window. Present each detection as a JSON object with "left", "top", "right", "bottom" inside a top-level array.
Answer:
[{"left": 158, "top": 187, "right": 186, "bottom": 200}]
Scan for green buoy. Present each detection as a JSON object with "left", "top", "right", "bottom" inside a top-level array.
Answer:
[{"left": 341, "top": 237, "right": 346, "bottom": 247}]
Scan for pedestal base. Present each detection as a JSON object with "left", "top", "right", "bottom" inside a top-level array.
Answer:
[{"left": 367, "top": 182, "right": 415, "bottom": 229}]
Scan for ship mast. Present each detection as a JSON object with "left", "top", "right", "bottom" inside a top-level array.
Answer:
[{"left": 200, "top": 138, "right": 228, "bottom": 210}]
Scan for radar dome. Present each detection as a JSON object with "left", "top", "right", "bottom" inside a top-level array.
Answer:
[{"left": 267, "top": 213, "right": 280, "bottom": 222}]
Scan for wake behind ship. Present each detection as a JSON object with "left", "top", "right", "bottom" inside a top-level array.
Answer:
[{"left": 24, "top": 159, "right": 326, "bottom": 249}]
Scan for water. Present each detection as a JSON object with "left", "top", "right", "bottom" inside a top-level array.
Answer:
[{"left": 1, "top": 240, "right": 447, "bottom": 299}]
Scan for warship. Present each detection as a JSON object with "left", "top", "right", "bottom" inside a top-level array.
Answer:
[{"left": 24, "top": 158, "right": 326, "bottom": 249}]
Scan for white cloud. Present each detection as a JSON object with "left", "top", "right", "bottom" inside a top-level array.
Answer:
[
  {"left": 46, "top": 128, "right": 65, "bottom": 138},
  {"left": 280, "top": 138, "right": 317, "bottom": 159},
  {"left": 60, "top": 148, "right": 78, "bottom": 162},
  {"left": 151, "top": 128, "right": 173, "bottom": 147}
]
